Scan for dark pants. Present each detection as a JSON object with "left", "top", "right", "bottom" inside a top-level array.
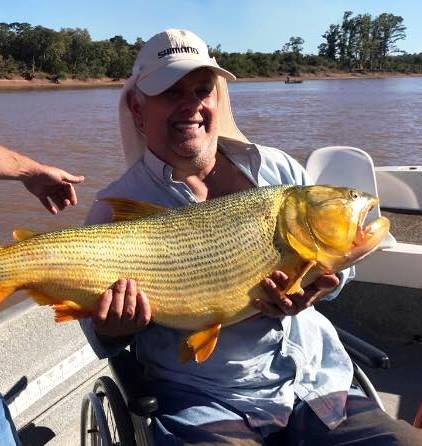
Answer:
[
  {"left": 266, "top": 396, "right": 422, "bottom": 446},
  {"left": 153, "top": 395, "right": 422, "bottom": 445}
]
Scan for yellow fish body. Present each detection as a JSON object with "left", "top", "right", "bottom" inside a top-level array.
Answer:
[{"left": 0, "top": 185, "right": 390, "bottom": 362}]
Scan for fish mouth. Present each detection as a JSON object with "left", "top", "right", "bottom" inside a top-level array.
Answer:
[{"left": 351, "top": 200, "right": 390, "bottom": 259}]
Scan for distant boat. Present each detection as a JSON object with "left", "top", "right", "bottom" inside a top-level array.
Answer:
[{"left": 285, "top": 77, "right": 303, "bottom": 84}]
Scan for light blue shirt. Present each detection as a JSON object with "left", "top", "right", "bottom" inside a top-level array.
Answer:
[{"left": 81, "top": 140, "right": 354, "bottom": 434}]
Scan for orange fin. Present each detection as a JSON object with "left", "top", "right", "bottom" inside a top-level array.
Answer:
[
  {"left": 53, "top": 300, "right": 92, "bottom": 322},
  {"left": 27, "top": 289, "right": 55, "bottom": 306},
  {"left": 285, "top": 260, "right": 317, "bottom": 295},
  {"left": 26, "top": 290, "right": 90, "bottom": 322},
  {"left": 180, "top": 324, "right": 221, "bottom": 364},
  {"left": 13, "top": 228, "right": 37, "bottom": 242},
  {"left": 0, "top": 283, "right": 17, "bottom": 305},
  {"left": 100, "top": 197, "right": 167, "bottom": 222}
]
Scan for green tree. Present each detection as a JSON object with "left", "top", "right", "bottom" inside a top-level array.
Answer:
[
  {"left": 282, "top": 36, "right": 305, "bottom": 55},
  {"left": 319, "top": 24, "right": 340, "bottom": 60}
]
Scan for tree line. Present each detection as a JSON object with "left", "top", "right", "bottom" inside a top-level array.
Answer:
[
  {"left": 0, "top": 11, "right": 421, "bottom": 81},
  {"left": 318, "top": 11, "right": 407, "bottom": 70},
  {"left": 0, "top": 23, "right": 143, "bottom": 80}
]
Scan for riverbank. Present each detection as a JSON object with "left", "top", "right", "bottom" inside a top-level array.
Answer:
[
  {"left": 1, "top": 71, "right": 422, "bottom": 91},
  {"left": 236, "top": 70, "right": 422, "bottom": 82}
]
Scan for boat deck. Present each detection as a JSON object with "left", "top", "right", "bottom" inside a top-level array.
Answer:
[{"left": 383, "top": 209, "right": 422, "bottom": 245}]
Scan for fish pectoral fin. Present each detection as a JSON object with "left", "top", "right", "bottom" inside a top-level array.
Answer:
[
  {"left": 53, "top": 301, "right": 92, "bottom": 322},
  {"left": 100, "top": 197, "right": 167, "bottom": 222},
  {"left": 180, "top": 324, "right": 222, "bottom": 364},
  {"left": 13, "top": 228, "right": 37, "bottom": 242},
  {"left": 285, "top": 260, "right": 317, "bottom": 296}
]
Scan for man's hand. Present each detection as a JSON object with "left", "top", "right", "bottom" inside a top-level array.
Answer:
[
  {"left": 93, "top": 278, "right": 151, "bottom": 338},
  {"left": 254, "top": 270, "right": 340, "bottom": 317},
  {"left": 22, "top": 164, "right": 84, "bottom": 214}
]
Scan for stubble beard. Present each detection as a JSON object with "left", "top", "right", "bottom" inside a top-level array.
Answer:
[{"left": 175, "top": 133, "right": 219, "bottom": 172}]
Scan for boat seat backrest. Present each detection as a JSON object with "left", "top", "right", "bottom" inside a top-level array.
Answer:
[{"left": 306, "top": 146, "right": 396, "bottom": 249}]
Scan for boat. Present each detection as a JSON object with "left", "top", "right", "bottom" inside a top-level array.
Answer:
[{"left": 0, "top": 147, "right": 421, "bottom": 443}]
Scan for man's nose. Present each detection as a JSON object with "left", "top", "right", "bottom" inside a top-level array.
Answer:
[{"left": 179, "top": 92, "right": 203, "bottom": 112}]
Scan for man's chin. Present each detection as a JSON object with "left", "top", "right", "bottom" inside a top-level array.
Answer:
[{"left": 173, "top": 141, "right": 213, "bottom": 158}]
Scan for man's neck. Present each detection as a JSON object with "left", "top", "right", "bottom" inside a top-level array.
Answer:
[{"left": 181, "top": 151, "right": 254, "bottom": 202}]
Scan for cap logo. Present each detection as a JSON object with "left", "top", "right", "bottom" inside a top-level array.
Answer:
[{"left": 157, "top": 46, "right": 199, "bottom": 59}]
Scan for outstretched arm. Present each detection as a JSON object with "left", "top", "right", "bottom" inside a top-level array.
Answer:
[{"left": 0, "top": 145, "right": 84, "bottom": 214}]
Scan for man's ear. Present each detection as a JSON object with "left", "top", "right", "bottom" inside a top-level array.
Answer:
[{"left": 127, "top": 90, "right": 144, "bottom": 132}]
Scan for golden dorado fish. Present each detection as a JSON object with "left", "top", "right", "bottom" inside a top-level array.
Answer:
[{"left": 0, "top": 185, "right": 389, "bottom": 362}]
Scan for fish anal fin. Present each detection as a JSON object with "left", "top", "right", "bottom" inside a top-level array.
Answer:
[
  {"left": 13, "top": 228, "right": 37, "bottom": 242},
  {"left": 26, "top": 291, "right": 91, "bottom": 322},
  {"left": 180, "top": 324, "right": 222, "bottom": 364},
  {"left": 285, "top": 260, "right": 317, "bottom": 296},
  {"left": 100, "top": 197, "right": 167, "bottom": 222},
  {"left": 0, "top": 283, "right": 17, "bottom": 305},
  {"left": 53, "top": 301, "right": 92, "bottom": 322},
  {"left": 27, "top": 289, "right": 55, "bottom": 306}
]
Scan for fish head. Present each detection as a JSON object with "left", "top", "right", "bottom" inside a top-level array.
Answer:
[{"left": 280, "top": 185, "right": 390, "bottom": 272}]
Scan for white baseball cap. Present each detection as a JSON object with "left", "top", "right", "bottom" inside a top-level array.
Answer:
[
  {"left": 119, "top": 29, "right": 250, "bottom": 167},
  {"left": 134, "top": 28, "right": 236, "bottom": 95}
]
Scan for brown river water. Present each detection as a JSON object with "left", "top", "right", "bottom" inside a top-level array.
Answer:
[{"left": 0, "top": 77, "right": 421, "bottom": 246}]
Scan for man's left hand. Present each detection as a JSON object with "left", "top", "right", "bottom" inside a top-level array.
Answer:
[{"left": 254, "top": 270, "right": 340, "bottom": 317}]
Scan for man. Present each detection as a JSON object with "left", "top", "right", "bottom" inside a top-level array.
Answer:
[
  {"left": 81, "top": 29, "right": 421, "bottom": 445},
  {"left": 0, "top": 145, "right": 84, "bottom": 445}
]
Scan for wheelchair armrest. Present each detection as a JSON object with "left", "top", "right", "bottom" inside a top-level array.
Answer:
[
  {"left": 108, "top": 349, "right": 158, "bottom": 416},
  {"left": 336, "top": 326, "right": 391, "bottom": 369}
]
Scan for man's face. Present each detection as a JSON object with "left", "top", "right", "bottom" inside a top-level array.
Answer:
[{"left": 134, "top": 68, "right": 219, "bottom": 168}]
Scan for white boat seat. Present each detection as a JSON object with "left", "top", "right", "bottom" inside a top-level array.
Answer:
[{"left": 305, "top": 146, "right": 396, "bottom": 249}]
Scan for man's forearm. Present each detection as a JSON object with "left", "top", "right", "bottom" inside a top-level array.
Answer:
[{"left": 0, "top": 145, "right": 42, "bottom": 180}]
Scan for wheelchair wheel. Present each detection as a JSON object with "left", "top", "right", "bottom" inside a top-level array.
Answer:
[{"left": 81, "top": 376, "right": 136, "bottom": 446}]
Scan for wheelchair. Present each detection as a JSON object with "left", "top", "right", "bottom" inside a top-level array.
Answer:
[{"left": 80, "top": 327, "right": 391, "bottom": 446}]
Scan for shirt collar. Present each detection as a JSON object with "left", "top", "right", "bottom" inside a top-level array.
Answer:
[
  {"left": 143, "top": 147, "right": 173, "bottom": 182},
  {"left": 142, "top": 140, "right": 261, "bottom": 183}
]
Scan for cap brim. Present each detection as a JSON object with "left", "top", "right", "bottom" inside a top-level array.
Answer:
[{"left": 137, "top": 60, "right": 236, "bottom": 96}]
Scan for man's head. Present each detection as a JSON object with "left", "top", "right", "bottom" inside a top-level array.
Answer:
[
  {"left": 129, "top": 67, "right": 219, "bottom": 170},
  {"left": 119, "top": 29, "right": 249, "bottom": 168}
]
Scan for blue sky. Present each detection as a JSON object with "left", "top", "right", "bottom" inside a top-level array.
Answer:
[{"left": 2, "top": 0, "right": 422, "bottom": 54}]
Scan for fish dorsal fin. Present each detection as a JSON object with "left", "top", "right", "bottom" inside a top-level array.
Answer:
[
  {"left": 13, "top": 228, "right": 37, "bottom": 242},
  {"left": 180, "top": 324, "right": 222, "bottom": 363},
  {"left": 100, "top": 197, "right": 167, "bottom": 222}
]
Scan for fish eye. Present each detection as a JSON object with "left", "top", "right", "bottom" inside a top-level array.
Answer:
[{"left": 349, "top": 190, "right": 359, "bottom": 200}]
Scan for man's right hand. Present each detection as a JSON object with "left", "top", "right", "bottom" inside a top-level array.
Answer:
[{"left": 93, "top": 278, "right": 151, "bottom": 338}]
